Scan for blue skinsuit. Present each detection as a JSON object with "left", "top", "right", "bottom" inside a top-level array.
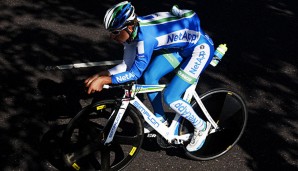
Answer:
[{"left": 108, "top": 9, "right": 214, "bottom": 129}]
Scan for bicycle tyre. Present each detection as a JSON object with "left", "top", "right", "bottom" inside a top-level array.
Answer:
[
  {"left": 179, "top": 88, "right": 248, "bottom": 160},
  {"left": 62, "top": 100, "right": 144, "bottom": 171}
]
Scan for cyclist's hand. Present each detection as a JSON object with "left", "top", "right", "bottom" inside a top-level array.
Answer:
[
  {"left": 85, "top": 76, "right": 112, "bottom": 94},
  {"left": 85, "top": 74, "right": 100, "bottom": 87},
  {"left": 84, "top": 71, "right": 111, "bottom": 88},
  {"left": 86, "top": 77, "right": 104, "bottom": 94}
]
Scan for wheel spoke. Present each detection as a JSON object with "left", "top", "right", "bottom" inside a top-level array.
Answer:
[
  {"left": 68, "top": 142, "right": 102, "bottom": 162},
  {"left": 80, "top": 122, "right": 103, "bottom": 139},
  {"left": 114, "top": 135, "right": 140, "bottom": 145},
  {"left": 88, "top": 153, "right": 101, "bottom": 170},
  {"left": 101, "top": 147, "right": 111, "bottom": 170}
]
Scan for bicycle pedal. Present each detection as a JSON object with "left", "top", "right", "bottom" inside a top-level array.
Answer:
[{"left": 156, "top": 135, "right": 176, "bottom": 149}]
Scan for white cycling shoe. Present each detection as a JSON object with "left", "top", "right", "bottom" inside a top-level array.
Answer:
[{"left": 186, "top": 122, "right": 211, "bottom": 152}]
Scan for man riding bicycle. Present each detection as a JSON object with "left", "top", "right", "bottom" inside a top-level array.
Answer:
[{"left": 85, "top": 1, "right": 214, "bottom": 152}]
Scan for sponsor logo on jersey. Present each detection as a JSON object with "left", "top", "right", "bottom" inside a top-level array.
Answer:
[
  {"left": 156, "top": 29, "right": 200, "bottom": 47},
  {"left": 189, "top": 51, "right": 206, "bottom": 75},
  {"left": 115, "top": 73, "right": 135, "bottom": 83},
  {"left": 172, "top": 101, "right": 200, "bottom": 126},
  {"left": 177, "top": 70, "right": 194, "bottom": 84},
  {"left": 167, "top": 30, "right": 198, "bottom": 43}
]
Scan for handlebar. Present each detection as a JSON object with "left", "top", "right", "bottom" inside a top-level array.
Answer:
[
  {"left": 103, "top": 81, "right": 136, "bottom": 90},
  {"left": 103, "top": 85, "right": 110, "bottom": 89}
]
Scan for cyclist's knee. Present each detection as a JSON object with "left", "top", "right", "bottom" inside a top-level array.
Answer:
[{"left": 143, "top": 73, "right": 155, "bottom": 84}]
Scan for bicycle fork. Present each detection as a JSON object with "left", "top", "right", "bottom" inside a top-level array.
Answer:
[{"left": 103, "top": 100, "right": 130, "bottom": 145}]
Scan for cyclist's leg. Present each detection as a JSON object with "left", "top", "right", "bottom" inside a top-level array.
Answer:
[
  {"left": 163, "top": 42, "right": 213, "bottom": 150},
  {"left": 143, "top": 49, "right": 182, "bottom": 121},
  {"left": 164, "top": 75, "right": 206, "bottom": 130}
]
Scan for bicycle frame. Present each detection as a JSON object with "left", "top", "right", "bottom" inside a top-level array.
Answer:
[{"left": 103, "top": 81, "right": 218, "bottom": 145}]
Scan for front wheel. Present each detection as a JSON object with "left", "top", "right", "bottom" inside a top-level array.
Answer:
[
  {"left": 62, "top": 100, "right": 144, "bottom": 171},
  {"left": 179, "top": 88, "right": 248, "bottom": 160}
]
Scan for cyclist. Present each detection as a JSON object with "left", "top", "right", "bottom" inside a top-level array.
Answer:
[{"left": 85, "top": 1, "right": 214, "bottom": 152}]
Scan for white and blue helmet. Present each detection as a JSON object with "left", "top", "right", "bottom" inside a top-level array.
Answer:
[{"left": 104, "top": 1, "right": 136, "bottom": 31}]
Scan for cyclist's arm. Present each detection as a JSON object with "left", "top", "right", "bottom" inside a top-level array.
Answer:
[
  {"left": 108, "top": 42, "right": 137, "bottom": 75},
  {"left": 111, "top": 39, "right": 156, "bottom": 84}
]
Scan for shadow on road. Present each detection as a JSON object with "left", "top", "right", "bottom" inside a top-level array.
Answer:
[{"left": 0, "top": 0, "right": 297, "bottom": 170}]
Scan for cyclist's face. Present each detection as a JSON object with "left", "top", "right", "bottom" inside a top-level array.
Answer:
[{"left": 110, "top": 26, "right": 132, "bottom": 44}]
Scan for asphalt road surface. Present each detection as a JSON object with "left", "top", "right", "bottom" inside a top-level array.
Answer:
[{"left": 0, "top": 0, "right": 297, "bottom": 170}]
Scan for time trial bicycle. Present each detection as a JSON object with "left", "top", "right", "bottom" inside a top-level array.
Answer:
[{"left": 62, "top": 80, "right": 247, "bottom": 171}]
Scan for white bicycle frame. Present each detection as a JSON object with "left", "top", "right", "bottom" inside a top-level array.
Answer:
[{"left": 103, "top": 81, "right": 218, "bottom": 145}]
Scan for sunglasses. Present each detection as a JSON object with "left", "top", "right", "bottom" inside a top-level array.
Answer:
[{"left": 111, "top": 26, "right": 128, "bottom": 35}]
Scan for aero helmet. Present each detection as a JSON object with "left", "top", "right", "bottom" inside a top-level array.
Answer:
[{"left": 104, "top": 1, "right": 136, "bottom": 31}]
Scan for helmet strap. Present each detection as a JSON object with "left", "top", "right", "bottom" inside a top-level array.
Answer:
[
  {"left": 131, "top": 25, "right": 138, "bottom": 40},
  {"left": 125, "top": 17, "right": 139, "bottom": 43}
]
